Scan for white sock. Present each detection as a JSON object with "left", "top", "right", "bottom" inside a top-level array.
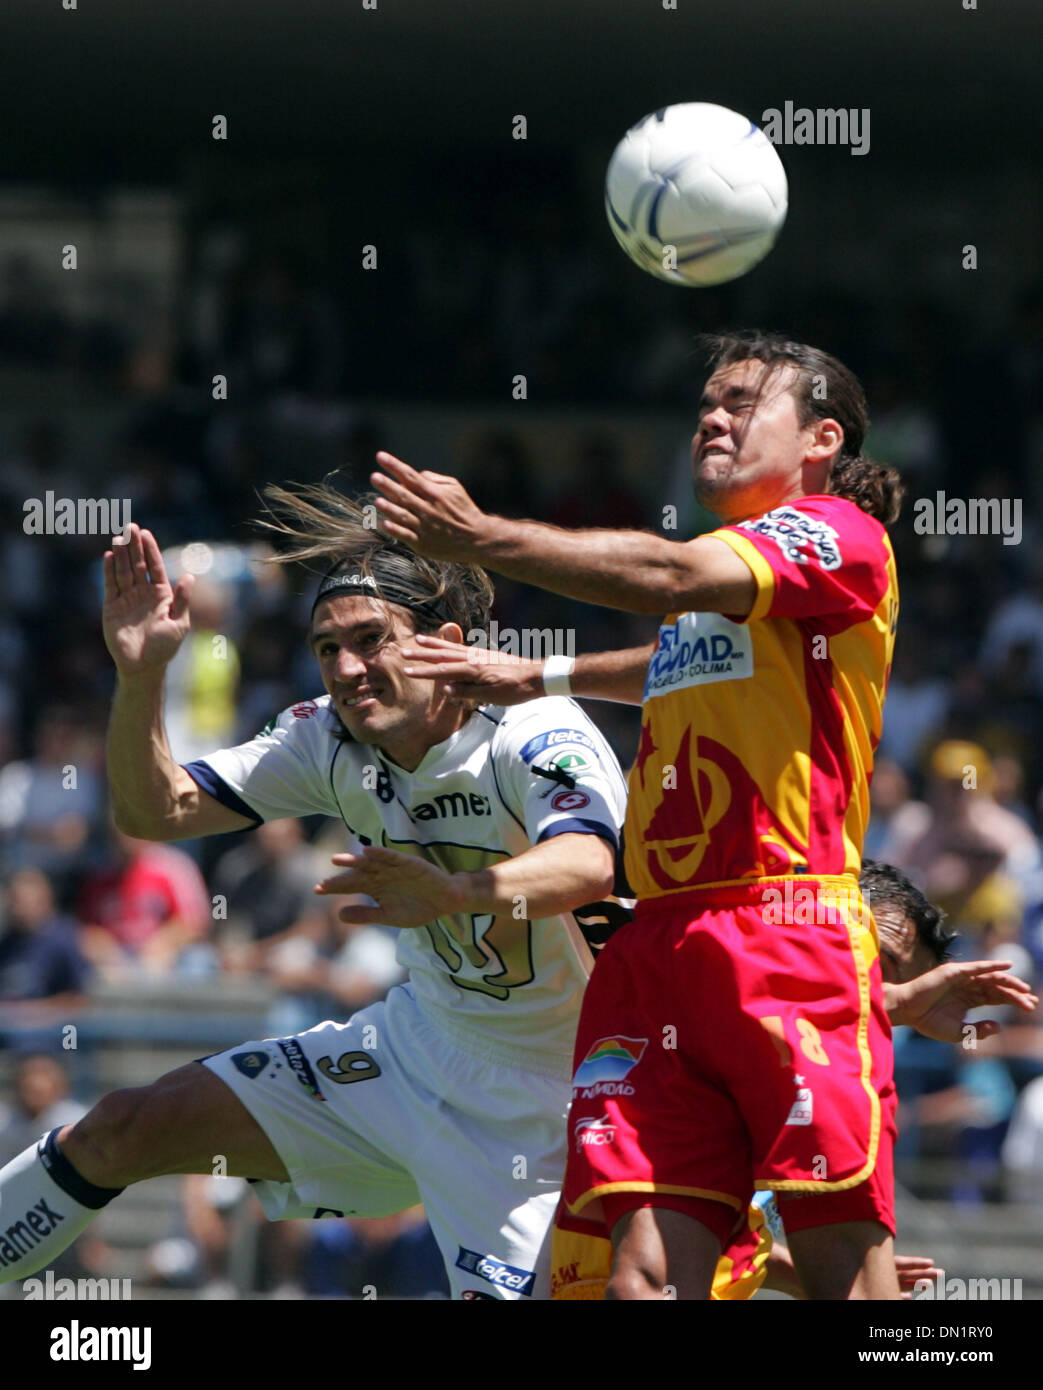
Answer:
[{"left": 0, "top": 1128, "right": 123, "bottom": 1282}]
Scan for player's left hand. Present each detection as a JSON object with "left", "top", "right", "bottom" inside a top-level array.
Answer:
[
  {"left": 370, "top": 452, "right": 496, "bottom": 561},
  {"left": 316, "top": 846, "right": 465, "bottom": 929},
  {"left": 888, "top": 958, "right": 1038, "bottom": 1044}
]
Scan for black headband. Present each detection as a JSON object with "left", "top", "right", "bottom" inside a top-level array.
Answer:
[{"left": 311, "top": 567, "right": 455, "bottom": 627}]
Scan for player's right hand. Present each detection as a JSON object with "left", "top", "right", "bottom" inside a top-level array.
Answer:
[
  {"left": 896, "top": 1254, "right": 945, "bottom": 1299},
  {"left": 401, "top": 633, "right": 545, "bottom": 706},
  {"left": 102, "top": 523, "right": 194, "bottom": 676},
  {"left": 887, "top": 957, "right": 1038, "bottom": 1043}
]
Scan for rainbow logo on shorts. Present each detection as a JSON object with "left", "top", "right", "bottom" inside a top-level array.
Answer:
[{"left": 572, "top": 1036, "right": 648, "bottom": 1088}]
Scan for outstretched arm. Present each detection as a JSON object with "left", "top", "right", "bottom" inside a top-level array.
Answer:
[
  {"left": 372, "top": 453, "right": 755, "bottom": 617},
  {"left": 402, "top": 635, "right": 657, "bottom": 707},
  {"left": 884, "top": 958, "right": 1038, "bottom": 1044},
  {"left": 316, "top": 833, "right": 616, "bottom": 928}
]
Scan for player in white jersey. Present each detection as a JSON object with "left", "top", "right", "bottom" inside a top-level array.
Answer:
[{"left": 0, "top": 489, "right": 627, "bottom": 1300}]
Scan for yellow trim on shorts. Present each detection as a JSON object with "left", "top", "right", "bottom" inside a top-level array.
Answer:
[
  {"left": 568, "top": 1182, "right": 745, "bottom": 1218},
  {"left": 758, "top": 903, "right": 882, "bottom": 1193}
]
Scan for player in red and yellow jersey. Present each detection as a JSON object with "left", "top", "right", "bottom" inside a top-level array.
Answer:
[
  {"left": 625, "top": 483, "right": 897, "bottom": 895},
  {"left": 369, "top": 331, "right": 912, "bottom": 1298}
]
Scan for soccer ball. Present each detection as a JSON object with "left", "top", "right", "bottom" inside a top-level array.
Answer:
[{"left": 604, "top": 103, "right": 787, "bottom": 287}]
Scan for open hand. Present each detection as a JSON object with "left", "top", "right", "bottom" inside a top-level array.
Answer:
[
  {"left": 896, "top": 1254, "right": 946, "bottom": 1299},
  {"left": 316, "top": 846, "right": 465, "bottom": 930},
  {"left": 402, "top": 634, "right": 544, "bottom": 706},
  {"left": 889, "top": 958, "right": 1038, "bottom": 1044},
  {"left": 371, "top": 452, "right": 495, "bottom": 562},
  {"left": 103, "top": 523, "right": 193, "bottom": 676}
]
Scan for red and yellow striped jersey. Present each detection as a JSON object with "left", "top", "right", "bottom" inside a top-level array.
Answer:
[{"left": 623, "top": 495, "right": 898, "bottom": 900}]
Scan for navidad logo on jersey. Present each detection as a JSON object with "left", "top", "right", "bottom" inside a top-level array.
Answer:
[{"left": 604, "top": 102, "right": 787, "bottom": 287}]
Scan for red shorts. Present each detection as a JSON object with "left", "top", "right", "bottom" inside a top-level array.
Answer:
[{"left": 562, "top": 878, "right": 897, "bottom": 1237}]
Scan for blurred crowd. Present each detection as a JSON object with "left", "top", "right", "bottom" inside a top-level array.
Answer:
[{"left": 1, "top": 197, "right": 1041, "bottom": 1291}]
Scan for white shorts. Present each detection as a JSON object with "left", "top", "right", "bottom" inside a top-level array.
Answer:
[{"left": 202, "top": 984, "right": 570, "bottom": 1300}]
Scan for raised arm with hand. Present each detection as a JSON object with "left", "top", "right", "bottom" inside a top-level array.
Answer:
[
  {"left": 402, "top": 635, "right": 657, "bottom": 707},
  {"left": 103, "top": 523, "right": 255, "bottom": 841},
  {"left": 372, "top": 453, "right": 756, "bottom": 618}
]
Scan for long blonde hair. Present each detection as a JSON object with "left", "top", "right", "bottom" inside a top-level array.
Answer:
[{"left": 257, "top": 480, "right": 495, "bottom": 634}]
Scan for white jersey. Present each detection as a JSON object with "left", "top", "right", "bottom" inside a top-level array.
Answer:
[{"left": 185, "top": 696, "right": 628, "bottom": 1065}]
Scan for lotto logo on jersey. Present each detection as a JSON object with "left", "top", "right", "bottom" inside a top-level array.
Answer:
[
  {"left": 552, "top": 790, "right": 591, "bottom": 811},
  {"left": 738, "top": 506, "right": 842, "bottom": 570},
  {"left": 520, "top": 729, "right": 598, "bottom": 764},
  {"left": 455, "top": 1247, "right": 536, "bottom": 1296},
  {"left": 572, "top": 1035, "right": 647, "bottom": 1090},
  {"left": 574, "top": 1115, "right": 617, "bottom": 1150},
  {"left": 291, "top": 700, "right": 319, "bottom": 719}
]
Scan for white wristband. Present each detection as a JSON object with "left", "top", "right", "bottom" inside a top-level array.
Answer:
[{"left": 542, "top": 654, "right": 576, "bottom": 697}]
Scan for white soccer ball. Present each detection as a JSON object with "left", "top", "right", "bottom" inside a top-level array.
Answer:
[{"left": 604, "top": 102, "right": 788, "bottom": 287}]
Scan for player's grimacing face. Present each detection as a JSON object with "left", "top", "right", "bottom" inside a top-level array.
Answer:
[
  {"left": 310, "top": 595, "right": 455, "bottom": 759},
  {"left": 691, "top": 360, "right": 814, "bottom": 522}
]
